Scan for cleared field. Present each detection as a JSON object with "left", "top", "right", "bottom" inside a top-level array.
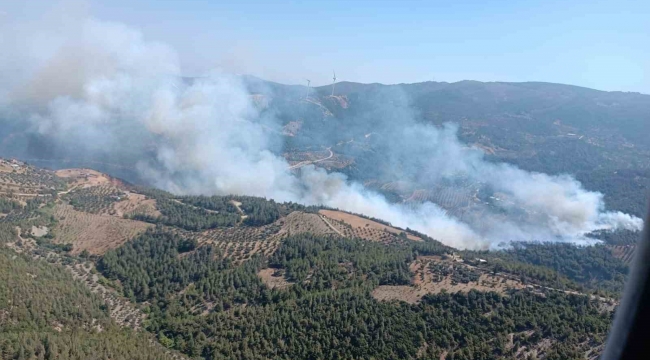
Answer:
[
  {"left": 200, "top": 222, "right": 282, "bottom": 243},
  {"left": 53, "top": 203, "right": 151, "bottom": 255},
  {"left": 197, "top": 224, "right": 283, "bottom": 262},
  {"left": 112, "top": 192, "right": 161, "bottom": 218},
  {"left": 257, "top": 268, "right": 293, "bottom": 289},
  {"left": 609, "top": 245, "right": 636, "bottom": 265},
  {"left": 281, "top": 211, "right": 338, "bottom": 237},
  {"left": 319, "top": 209, "right": 421, "bottom": 242},
  {"left": 0, "top": 160, "right": 16, "bottom": 173},
  {"left": 195, "top": 211, "right": 338, "bottom": 263},
  {"left": 0, "top": 159, "right": 65, "bottom": 195},
  {"left": 31, "top": 225, "right": 49, "bottom": 237},
  {"left": 372, "top": 256, "right": 525, "bottom": 304},
  {"left": 321, "top": 216, "right": 400, "bottom": 244},
  {"left": 55, "top": 168, "right": 123, "bottom": 188}
]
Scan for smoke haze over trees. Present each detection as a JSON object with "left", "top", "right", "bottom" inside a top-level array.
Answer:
[{"left": 0, "top": 3, "right": 643, "bottom": 249}]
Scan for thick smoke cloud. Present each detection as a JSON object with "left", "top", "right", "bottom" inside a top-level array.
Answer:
[
  {"left": 0, "top": 9, "right": 642, "bottom": 249},
  {"left": 311, "top": 89, "right": 644, "bottom": 247}
]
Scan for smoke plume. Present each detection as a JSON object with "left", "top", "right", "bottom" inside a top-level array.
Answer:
[{"left": 0, "top": 8, "right": 642, "bottom": 249}]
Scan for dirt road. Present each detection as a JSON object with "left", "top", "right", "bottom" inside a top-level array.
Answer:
[
  {"left": 319, "top": 215, "right": 344, "bottom": 237},
  {"left": 287, "top": 148, "right": 333, "bottom": 170},
  {"left": 230, "top": 200, "right": 248, "bottom": 220}
]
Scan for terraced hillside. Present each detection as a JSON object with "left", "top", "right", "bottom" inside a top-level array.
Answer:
[
  {"left": 610, "top": 245, "right": 636, "bottom": 265},
  {"left": 319, "top": 209, "right": 422, "bottom": 243},
  {"left": 0, "top": 159, "right": 66, "bottom": 197},
  {"left": 64, "top": 185, "right": 125, "bottom": 214}
]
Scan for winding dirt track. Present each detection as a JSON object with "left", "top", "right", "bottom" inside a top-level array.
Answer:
[{"left": 287, "top": 148, "right": 333, "bottom": 170}]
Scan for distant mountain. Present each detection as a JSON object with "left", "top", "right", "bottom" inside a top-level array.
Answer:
[
  {"left": 249, "top": 79, "right": 650, "bottom": 217},
  {"left": 1, "top": 77, "right": 649, "bottom": 217},
  {"left": 274, "top": 79, "right": 650, "bottom": 153}
]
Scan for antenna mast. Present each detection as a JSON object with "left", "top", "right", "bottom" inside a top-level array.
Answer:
[
  {"left": 331, "top": 71, "right": 336, "bottom": 96},
  {"left": 304, "top": 79, "right": 311, "bottom": 99}
]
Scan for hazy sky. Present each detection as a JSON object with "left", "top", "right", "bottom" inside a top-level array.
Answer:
[{"left": 4, "top": 0, "right": 649, "bottom": 93}]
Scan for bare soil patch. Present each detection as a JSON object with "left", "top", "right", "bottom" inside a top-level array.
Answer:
[
  {"left": 0, "top": 162, "right": 15, "bottom": 173},
  {"left": 282, "top": 211, "right": 338, "bottom": 237},
  {"left": 372, "top": 256, "right": 525, "bottom": 304},
  {"left": 609, "top": 244, "right": 636, "bottom": 265},
  {"left": 113, "top": 192, "right": 161, "bottom": 218},
  {"left": 0, "top": 160, "right": 62, "bottom": 195},
  {"left": 31, "top": 225, "right": 49, "bottom": 237},
  {"left": 0, "top": 159, "right": 28, "bottom": 174},
  {"left": 55, "top": 168, "right": 123, "bottom": 188},
  {"left": 282, "top": 121, "right": 302, "bottom": 137},
  {"left": 194, "top": 211, "right": 335, "bottom": 263},
  {"left": 53, "top": 203, "right": 151, "bottom": 255},
  {"left": 229, "top": 200, "right": 248, "bottom": 220},
  {"left": 197, "top": 222, "right": 283, "bottom": 262},
  {"left": 372, "top": 274, "right": 524, "bottom": 304},
  {"left": 319, "top": 209, "right": 421, "bottom": 242},
  {"left": 257, "top": 268, "right": 294, "bottom": 289}
]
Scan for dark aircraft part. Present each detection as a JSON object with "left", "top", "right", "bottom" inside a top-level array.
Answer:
[{"left": 602, "top": 201, "right": 650, "bottom": 359}]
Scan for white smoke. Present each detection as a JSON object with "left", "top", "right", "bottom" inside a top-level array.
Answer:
[{"left": 0, "top": 8, "right": 642, "bottom": 249}]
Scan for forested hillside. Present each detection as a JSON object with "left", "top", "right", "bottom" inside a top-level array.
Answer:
[
  {"left": 0, "top": 161, "right": 631, "bottom": 359},
  {"left": 99, "top": 232, "right": 613, "bottom": 359},
  {"left": 0, "top": 246, "right": 177, "bottom": 359}
]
